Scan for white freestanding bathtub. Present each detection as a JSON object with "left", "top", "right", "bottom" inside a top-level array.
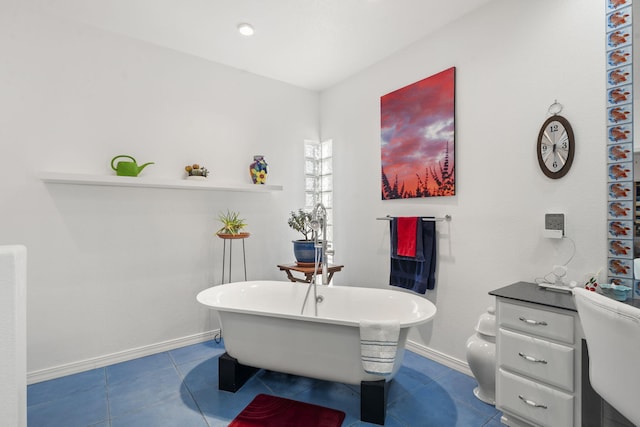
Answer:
[{"left": 196, "top": 280, "right": 437, "bottom": 424}]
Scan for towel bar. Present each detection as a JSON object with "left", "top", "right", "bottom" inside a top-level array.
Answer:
[{"left": 376, "top": 215, "right": 451, "bottom": 222}]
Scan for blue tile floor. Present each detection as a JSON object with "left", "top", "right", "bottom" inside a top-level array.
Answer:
[{"left": 27, "top": 339, "right": 502, "bottom": 426}]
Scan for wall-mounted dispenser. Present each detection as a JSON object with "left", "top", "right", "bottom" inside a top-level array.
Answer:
[{"left": 543, "top": 213, "right": 565, "bottom": 239}]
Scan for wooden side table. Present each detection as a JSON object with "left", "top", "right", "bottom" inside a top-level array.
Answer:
[{"left": 277, "top": 263, "right": 344, "bottom": 284}]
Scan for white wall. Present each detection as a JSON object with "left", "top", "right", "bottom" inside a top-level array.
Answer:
[
  {"left": 321, "top": 0, "right": 607, "bottom": 363},
  {"left": 1, "top": 5, "right": 319, "bottom": 377}
]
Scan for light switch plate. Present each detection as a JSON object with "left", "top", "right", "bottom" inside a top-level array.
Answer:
[{"left": 544, "top": 213, "right": 565, "bottom": 238}]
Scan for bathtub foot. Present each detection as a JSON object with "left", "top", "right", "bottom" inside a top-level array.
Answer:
[
  {"left": 218, "top": 352, "right": 259, "bottom": 392},
  {"left": 361, "top": 379, "right": 389, "bottom": 425}
]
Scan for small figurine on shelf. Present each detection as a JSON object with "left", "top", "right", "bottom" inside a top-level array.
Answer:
[{"left": 185, "top": 163, "right": 209, "bottom": 180}]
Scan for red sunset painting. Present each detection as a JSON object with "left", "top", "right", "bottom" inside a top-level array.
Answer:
[{"left": 381, "top": 67, "right": 455, "bottom": 199}]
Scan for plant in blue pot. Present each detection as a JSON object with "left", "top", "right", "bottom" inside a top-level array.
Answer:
[{"left": 288, "top": 209, "right": 321, "bottom": 265}]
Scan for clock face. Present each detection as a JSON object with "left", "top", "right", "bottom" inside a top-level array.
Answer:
[{"left": 537, "top": 115, "right": 575, "bottom": 179}]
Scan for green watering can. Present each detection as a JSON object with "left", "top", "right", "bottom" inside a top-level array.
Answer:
[{"left": 111, "top": 155, "right": 154, "bottom": 177}]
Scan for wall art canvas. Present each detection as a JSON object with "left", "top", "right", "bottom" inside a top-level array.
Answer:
[{"left": 381, "top": 67, "right": 455, "bottom": 200}]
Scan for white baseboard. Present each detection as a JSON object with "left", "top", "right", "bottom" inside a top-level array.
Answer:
[
  {"left": 406, "top": 339, "right": 473, "bottom": 377},
  {"left": 27, "top": 330, "right": 220, "bottom": 385}
]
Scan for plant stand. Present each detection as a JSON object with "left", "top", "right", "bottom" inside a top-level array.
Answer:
[{"left": 218, "top": 233, "right": 250, "bottom": 283}]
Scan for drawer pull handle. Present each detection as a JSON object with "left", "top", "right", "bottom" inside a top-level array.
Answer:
[
  {"left": 518, "top": 352, "right": 548, "bottom": 364},
  {"left": 518, "top": 316, "right": 548, "bottom": 326},
  {"left": 518, "top": 395, "right": 547, "bottom": 409}
]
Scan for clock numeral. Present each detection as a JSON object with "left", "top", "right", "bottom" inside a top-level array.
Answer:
[
  {"left": 541, "top": 145, "right": 548, "bottom": 153},
  {"left": 549, "top": 124, "right": 559, "bottom": 132},
  {"left": 553, "top": 161, "right": 558, "bottom": 168},
  {"left": 560, "top": 141, "right": 568, "bottom": 149}
]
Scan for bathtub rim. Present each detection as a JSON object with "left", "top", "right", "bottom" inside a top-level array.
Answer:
[{"left": 196, "top": 280, "right": 437, "bottom": 328}]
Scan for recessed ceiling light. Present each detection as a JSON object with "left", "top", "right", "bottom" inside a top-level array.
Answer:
[{"left": 237, "top": 23, "right": 255, "bottom": 36}]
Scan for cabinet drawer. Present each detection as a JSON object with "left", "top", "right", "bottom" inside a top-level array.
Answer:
[
  {"left": 497, "top": 368, "right": 574, "bottom": 427},
  {"left": 498, "top": 328, "right": 574, "bottom": 391},
  {"left": 498, "top": 300, "right": 574, "bottom": 344}
]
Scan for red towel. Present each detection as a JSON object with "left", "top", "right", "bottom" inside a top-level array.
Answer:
[{"left": 397, "top": 217, "right": 418, "bottom": 257}]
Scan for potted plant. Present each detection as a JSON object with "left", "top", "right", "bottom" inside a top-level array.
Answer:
[
  {"left": 216, "top": 210, "right": 249, "bottom": 239},
  {"left": 288, "top": 209, "right": 320, "bottom": 264}
]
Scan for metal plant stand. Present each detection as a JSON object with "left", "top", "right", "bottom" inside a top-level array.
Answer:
[{"left": 218, "top": 233, "right": 249, "bottom": 283}]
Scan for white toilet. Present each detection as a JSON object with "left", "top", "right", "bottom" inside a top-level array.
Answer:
[{"left": 465, "top": 306, "right": 496, "bottom": 405}]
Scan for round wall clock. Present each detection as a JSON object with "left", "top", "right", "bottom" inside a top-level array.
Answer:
[{"left": 536, "top": 115, "right": 575, "bottom": 179}]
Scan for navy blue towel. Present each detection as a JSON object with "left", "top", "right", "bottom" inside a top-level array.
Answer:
[{"left": 389, "top": 217, "right": 437, "bottom": 294}]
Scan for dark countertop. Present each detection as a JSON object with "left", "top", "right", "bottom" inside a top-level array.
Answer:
[
  {"left": 490, "top": 281, "right": 640, "bottom": 312},
  {"left": 489, "top": 281, "right": 577, "bottom": 312}
]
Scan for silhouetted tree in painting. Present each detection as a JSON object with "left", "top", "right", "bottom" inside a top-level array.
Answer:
[
  {"left": 430, "top": 142, "right": 455, "bottom": 197},
  {"left": 415, "top": 170, "right": 431, "bottom": 198},
  {"left": 381, "top": 142, "right": 454, "bottom": 199}
]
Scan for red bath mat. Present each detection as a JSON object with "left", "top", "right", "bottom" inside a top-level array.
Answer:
[{"left": 228, "top": 394, "right": 345, "bottom": 427}]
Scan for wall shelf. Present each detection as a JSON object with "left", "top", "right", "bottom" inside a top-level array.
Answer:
[{"left": 39, "top": 172, "right": 283, "bottom": 192}]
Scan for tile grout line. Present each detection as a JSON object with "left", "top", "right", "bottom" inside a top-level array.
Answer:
[
  {"left": 103, "top": 366, "right": 112, "bottom": 426},
  {"left": 449, "top": 391, "right": 500, "bottom": 426},
  {"left": 168, "top": 349, "right": 213, "bottom": 427}
]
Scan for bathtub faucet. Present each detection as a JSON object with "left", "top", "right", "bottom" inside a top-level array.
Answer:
[
  {"left": 310, "top": 202, "right": 333, "bottom": 286},
  {"left": 301, "top": 203, "right": 332, "bottom": 316}
]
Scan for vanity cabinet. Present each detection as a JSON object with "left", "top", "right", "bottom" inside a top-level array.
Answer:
[{"left": 491, "top": 282, "right": 583, "bottom": 427}]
